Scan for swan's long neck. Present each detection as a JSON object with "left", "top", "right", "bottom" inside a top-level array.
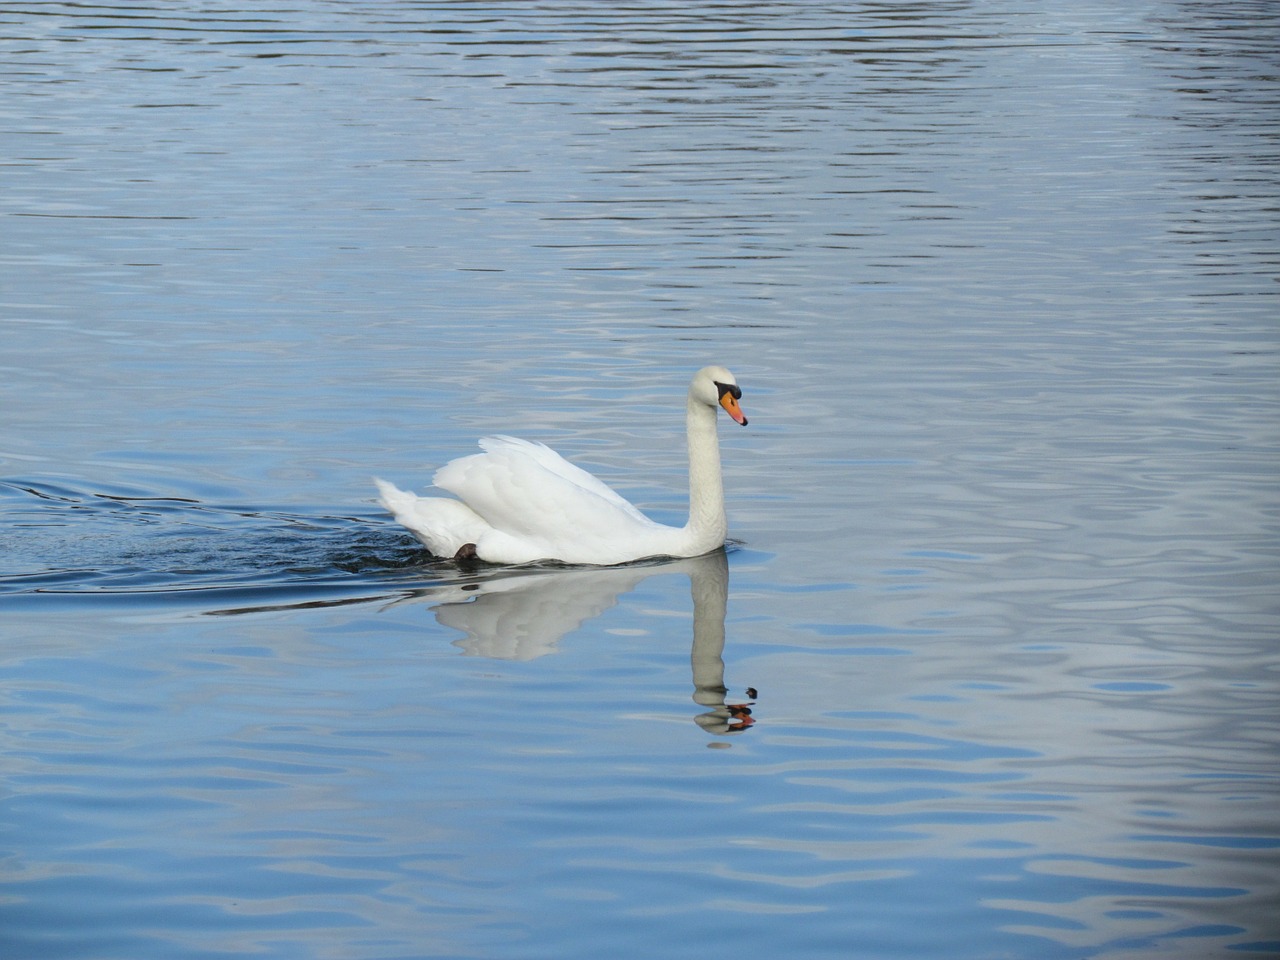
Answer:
[{"left": 683, "top": 393, "right": 726, "bottom": 552}]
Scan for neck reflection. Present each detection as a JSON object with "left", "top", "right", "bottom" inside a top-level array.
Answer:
[{"left": 688, "top": 549, "right": 755, "bottom": 734}]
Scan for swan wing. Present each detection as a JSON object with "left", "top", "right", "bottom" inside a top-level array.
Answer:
[
  {"left": 481, "top": 436, "right": 649, "bottom": 520},
  {"left": 432, "top": 436, "right": 669, "bottom": 561}
]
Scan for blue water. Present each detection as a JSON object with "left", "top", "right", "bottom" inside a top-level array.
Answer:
[{"left": 2, "top": 3, "right": 1278, "bottom": 958}]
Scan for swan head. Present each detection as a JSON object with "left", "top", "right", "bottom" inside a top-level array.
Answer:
[{"left": 691, "top": 365, "right": 748, "bottom": 426}]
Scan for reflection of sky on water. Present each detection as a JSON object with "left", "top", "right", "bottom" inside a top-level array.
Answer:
[{"left": 0, "top": 2, "right": 1276, "bottom": 958}]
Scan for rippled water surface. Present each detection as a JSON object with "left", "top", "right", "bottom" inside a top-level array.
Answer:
[{"left": 2, "top": 3, "right": 1278, "bottom": 958}]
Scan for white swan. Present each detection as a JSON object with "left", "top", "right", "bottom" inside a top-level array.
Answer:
[{"left": 374, "top": 365, "right": 748, "bottom": 565}]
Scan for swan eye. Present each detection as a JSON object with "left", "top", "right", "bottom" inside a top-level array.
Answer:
[{"left": 714, "top": 381, "right": 741, "bottom": 400}]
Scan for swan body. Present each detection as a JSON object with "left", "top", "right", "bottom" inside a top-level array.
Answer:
[{"left": 375, "top": 365, "right": 748, "bottom": 565}]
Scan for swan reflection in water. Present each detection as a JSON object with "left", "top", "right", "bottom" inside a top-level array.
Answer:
[{"left": 400, "top": 549, "right": 756, "bottom": 735}]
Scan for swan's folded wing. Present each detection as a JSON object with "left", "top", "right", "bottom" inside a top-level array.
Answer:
[
  {"left": 432, "top": 436, "right": 660, "bottom": 546},
  {"left": 479, "top": 436, "right": 650, "bottom": 520}
]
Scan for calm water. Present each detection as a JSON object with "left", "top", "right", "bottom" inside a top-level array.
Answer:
[{"left": 2, "top": 2, "right": 1278, "bottom": 958}]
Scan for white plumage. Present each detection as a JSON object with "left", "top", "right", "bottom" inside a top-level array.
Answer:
[{"left": 374, "top": 365, "right": 748, "bottom": 565}]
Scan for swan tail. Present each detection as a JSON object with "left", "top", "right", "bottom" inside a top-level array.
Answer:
[{"left": 374, "top": 477, "right": 490, "bottom": 558}]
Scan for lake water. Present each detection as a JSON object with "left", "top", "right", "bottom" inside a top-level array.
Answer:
[{"left": 2, "top": 2, "right": 1278, "bottom": 958}]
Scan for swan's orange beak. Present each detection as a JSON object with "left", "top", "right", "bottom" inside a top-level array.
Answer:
[{"left": 719, "top": 391, "right": 748, "bottom": 426}]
